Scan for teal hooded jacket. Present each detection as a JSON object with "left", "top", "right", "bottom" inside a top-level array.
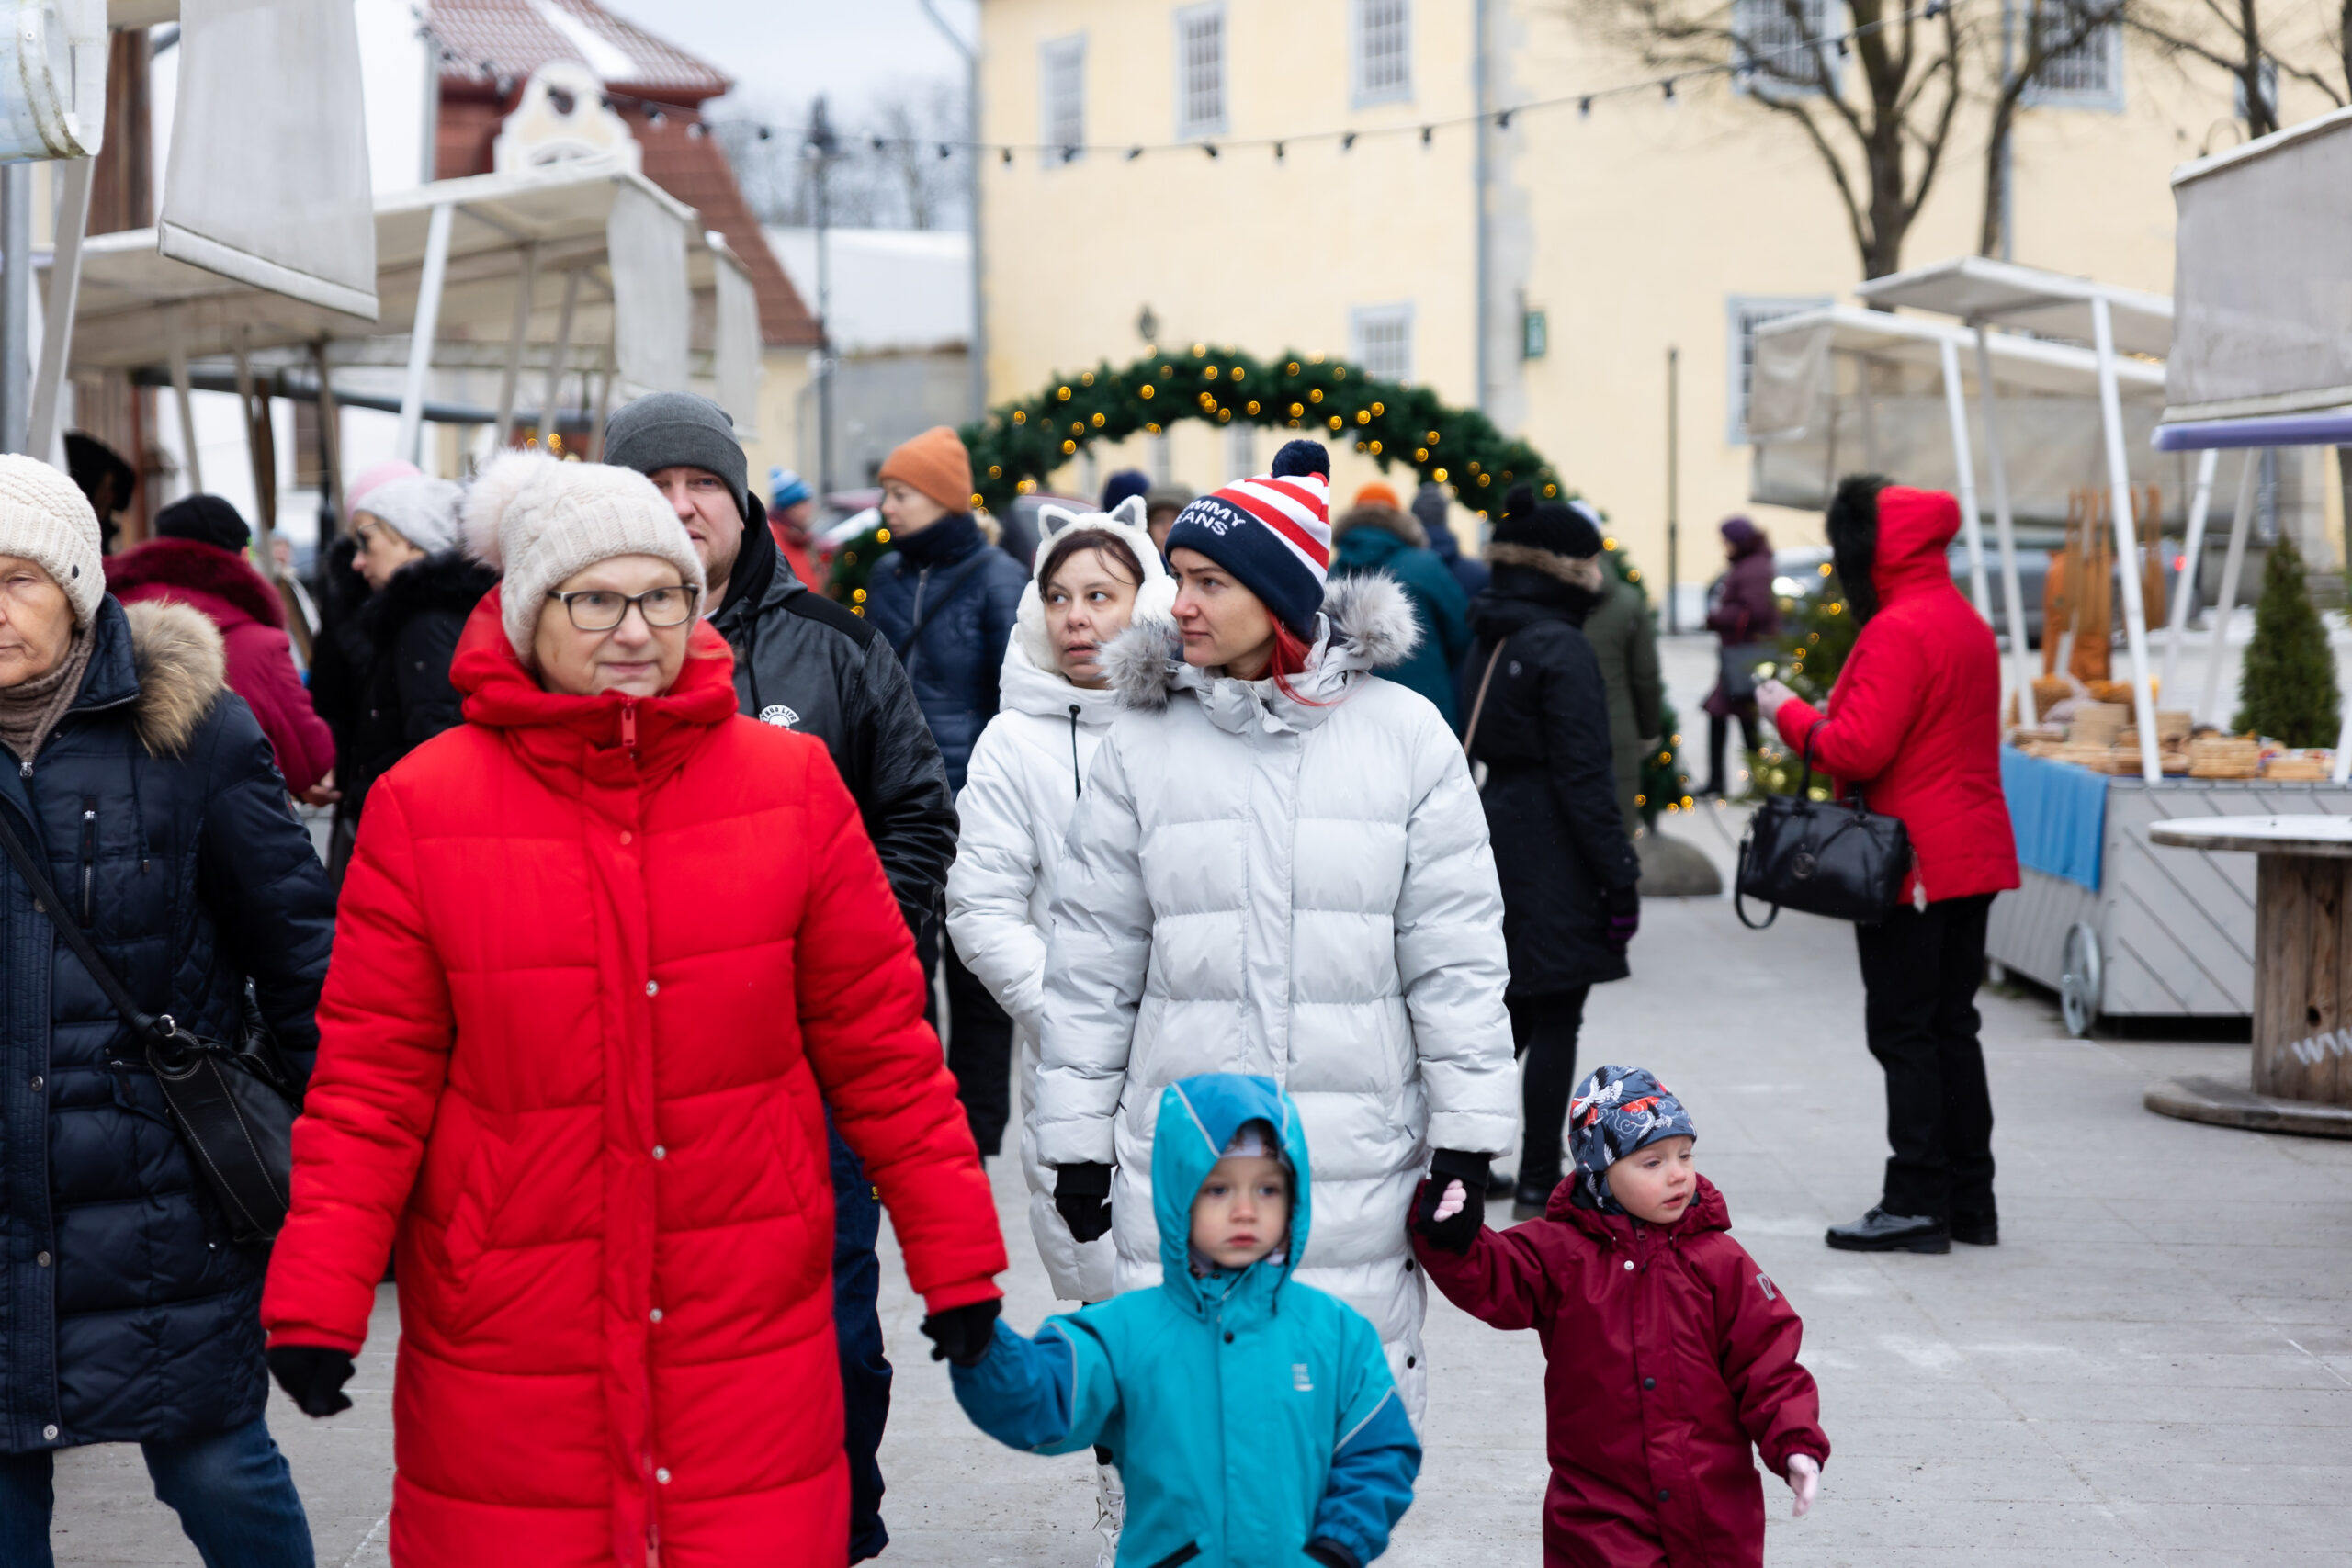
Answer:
[{"left": 952, "top": 1074, "right": 1420, "bottom": 1567}]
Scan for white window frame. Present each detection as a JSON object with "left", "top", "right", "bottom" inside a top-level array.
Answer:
[
  {"left": 1174, "top": 3, "right": 1227, "bottom": 138},
  {"left": 1725, "top": 294, "right": 1830, "bottom": 445},
  {"left": 1225, "top": 423, "right": 1255, "bottom": 481},
  {"left": 1040, "top": 34, "right": 1086, "bottom": 161},
  {"left": 1351, "top": 0, "right": 1412, "bottom": 108},
  {"left": 2016, "top": 1, "right": 2126, "bottom": 113},
  {"left": 1351, "top": 302, "right": 1416, "bottom": 384},
  {"left": 1730, "top": 0, "right": 1838, "bottom": 100}
]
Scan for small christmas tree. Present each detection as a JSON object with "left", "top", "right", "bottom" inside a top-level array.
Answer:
[{"left": 2233, "top": 535, "right": 2341, "bottom": 746}]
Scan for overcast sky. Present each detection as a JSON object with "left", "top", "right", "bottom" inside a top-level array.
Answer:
[{"left": 597, "top": 0, "right": 976, "bottom": 122}]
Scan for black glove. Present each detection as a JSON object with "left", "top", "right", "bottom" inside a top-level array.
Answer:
[
  {"left": 1410, "top": 1149, "right": 1490, "bottom": 1255},
  {"left": 1605, "top": 883, "right": 1641, "bottom": 949},
  {"left": 1054, "top": 1161, "right": 1114, "bottom": 1244},
  {"left": 267, "top": 1345, "right": 356, "bottom": 1417},
  {"left": 920, "top": 1298, "right": 1003, "bottom": 1368},
  {"left": 1306, "top": 1540, "right": 1362, "bottom": 1568}
]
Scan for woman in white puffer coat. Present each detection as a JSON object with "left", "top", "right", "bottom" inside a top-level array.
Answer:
[
  {"left": 1035, "top": 442, "right": 1518, "bottom": 1426},
  {"left": 947, "top": 495, "right": 1173, "bottom": 1303}
]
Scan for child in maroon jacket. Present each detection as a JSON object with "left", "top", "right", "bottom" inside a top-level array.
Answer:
[{"left": 1409, "top": 1066, "right": 1828, "bottom": 1568}]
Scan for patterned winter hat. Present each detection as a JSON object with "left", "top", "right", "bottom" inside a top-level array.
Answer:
[
  {"left": 1567, "top": 1066, "right": 1697, "bottom": 1213},
  {"left": 1161, "top": 439, "right": 1332, "bottom": 639}
]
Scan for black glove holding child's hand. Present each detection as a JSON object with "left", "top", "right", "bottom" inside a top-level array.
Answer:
[
  {"left": 1409, "top": 1149, "right": 1490, "bottom": 1255},
  {"left": 1053, "top": 1161, "right": 1114, "bottom": 1243},
  {"left": 920, "top": 1297, "right": 1003, "bottom": 1368},
  {"left": 267, "top": 1345, "right": 356, "bottom": 1418}
]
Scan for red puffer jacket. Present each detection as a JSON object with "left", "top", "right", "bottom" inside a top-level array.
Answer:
[
  {"left": 1415, "top": 1178, "right": 1827, "bottom": 1568},
  {"left": 107, "top": 537, "right": 335, "bottom": 793},
  {"left": 262, "top": 592, "right": 1005, "bottom": 1568},
  {"left": 1769, "top": 486, "right": 2019, "bottom": 902}
]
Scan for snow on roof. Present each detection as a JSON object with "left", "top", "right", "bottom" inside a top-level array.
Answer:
[
  {"left": 429, "top": 0, "right": 729, "bottom": 99},
  {"left": 763, "top": 227, "right": 972, "bottom": 355}
]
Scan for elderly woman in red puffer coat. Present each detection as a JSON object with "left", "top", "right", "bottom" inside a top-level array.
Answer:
[{"left": 262, "top": 451, "right": 1007, "bottom": 1568}]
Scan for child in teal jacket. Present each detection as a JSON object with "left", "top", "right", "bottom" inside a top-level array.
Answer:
[{"left": 951, "top": 1073, "right": 1420, "bottom": 1567}]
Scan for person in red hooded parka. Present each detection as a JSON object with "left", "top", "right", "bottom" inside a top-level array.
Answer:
[
  {"left": 1756, "top": 477, "right": 2019, "bottom": 1257},
  {"left": 260, "top": 450, "right": 1008, "bottom": 1568}
]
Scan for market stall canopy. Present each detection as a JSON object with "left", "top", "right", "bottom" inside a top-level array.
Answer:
[
  {"left": 2156, "top": 105, "right": 2352, "bottom": 451},
  {"left": 1747, "top": 306, "right": 2189, "bottom": 525},
  {"left": 1855, "top": 255, "right": 2174, "bottom": 358}
]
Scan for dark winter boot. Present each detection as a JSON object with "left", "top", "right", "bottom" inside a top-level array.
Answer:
[
  {"left": 1950, "top": 1211, "right": 1999, "bottom": 1247},
  {"left": 1825, "top": 1207, "right": 1951, "bottom": 1254}
]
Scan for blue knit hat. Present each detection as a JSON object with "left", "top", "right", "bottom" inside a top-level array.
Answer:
[
  {"left": 1161, "top": 439, "right": 1332, "bottom": 639},
  {"left": 1567, "top": 1066, "right": 1696, "bottom": 1213},
  {"left": 770, "top": 467, "right": 812, "bottom": 509},
  {"left": 1101, "top": 468, "right": 1152, "bottom": 512}
]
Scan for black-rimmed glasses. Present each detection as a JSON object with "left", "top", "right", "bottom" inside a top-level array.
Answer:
[{"left": 546, "top": 585, "right": 697, "bottom": 631}]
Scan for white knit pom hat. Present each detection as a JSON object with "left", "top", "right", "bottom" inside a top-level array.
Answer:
[
  {"left": 461, "top": 450, "right": 707, "bottom": 661},
  {"left": 356, "top": 475, "right": 465, "bottom": 555},
  {"left": 0, "top": 454, "right": 105, "bottom": 627}
]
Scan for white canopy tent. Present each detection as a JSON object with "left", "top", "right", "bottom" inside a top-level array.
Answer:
[
  {"left": 2153, "top": 105, "right": 2352, "bottom": 779},
  {"left": 1748, "top": 303, "right": 2178, "bottom": 739},
  {"left": 1850, "top": 258, "right": 2180, "bottom": 776}
]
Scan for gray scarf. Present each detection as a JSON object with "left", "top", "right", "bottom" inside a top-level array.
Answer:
[{"left": 0, "top": 630, "right": 94, "bottom": 765}]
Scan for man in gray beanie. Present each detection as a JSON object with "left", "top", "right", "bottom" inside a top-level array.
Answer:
[{"left": 604, "top": 390, "right": 955, "bottom": 1565}]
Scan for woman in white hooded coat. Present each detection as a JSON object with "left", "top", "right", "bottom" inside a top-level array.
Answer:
[
  {"left": 947, "top": 495, "right": 1174, "bottom": 1303},
  {"left": 1035, "top": 442, "right": 1517, "bottom": 1426}
]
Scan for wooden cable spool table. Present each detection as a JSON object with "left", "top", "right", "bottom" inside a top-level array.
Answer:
[{"left": 2141, "top": 816, "right": 2352, "bottom": 1135}]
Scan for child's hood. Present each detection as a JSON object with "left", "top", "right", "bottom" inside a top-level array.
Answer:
[
  {"left": 1152, "top": 1074, "right": 1313, "bottom": 1300},
  {"left": 1548, "top": 1172, "right": 1733, "bottom": 1246}
]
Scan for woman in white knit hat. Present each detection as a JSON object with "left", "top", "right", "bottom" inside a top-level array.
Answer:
[
  {"left": 0, "top": 455, "right": 334, "bottom": 1566},
  {"left": 262, "top": 449, "right": 1008, "bottom": 1567}
]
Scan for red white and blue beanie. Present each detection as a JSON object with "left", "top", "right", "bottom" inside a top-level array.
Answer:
[{"left": 1162, "top": 439, "right": 1333, "bottom": 638}]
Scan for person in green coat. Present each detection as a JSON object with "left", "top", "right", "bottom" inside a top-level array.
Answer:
[
  {"left": 948, "top": 1074, "right": 1421, "bottom": 1568},
  {"left": 1575, "top": 509, "right": 1665, "bottom": 836},
  {"left": 1329, "top": 490, "right": 1473, "bottom": 726}
]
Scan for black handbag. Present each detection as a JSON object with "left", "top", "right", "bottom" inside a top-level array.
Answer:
[
  {"left": 0, "top": 802, "right": 300, "bottom": 1243},
  {"left": 1734, "top": 736, "right": 1914, "bottom": 930}
]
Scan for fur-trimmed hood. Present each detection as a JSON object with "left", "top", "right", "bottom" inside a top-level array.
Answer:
[
  {"left": 117, "top": 597, "right": 230, "bottom": 757},
  {"left": 1329, "top": 502, "right": 1427, "bottom": 549},
  {"left": 360, "top": 547, "right": 501, "bottom": 642},
  {"left": 105, "top": 536, "right": 286, "bottom": 630},
  {"left": 1102, "top": 571, "right": 1422, "bottom": 735}
]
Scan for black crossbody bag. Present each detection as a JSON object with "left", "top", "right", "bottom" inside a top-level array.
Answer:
[
  {"left": 1734, "top": 734, "right": 1913, "bottom": 930},
  {"left": 0, "top": 803, "right": 300, "bottom": 1242}
]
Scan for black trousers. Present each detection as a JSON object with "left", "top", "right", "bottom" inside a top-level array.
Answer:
[
  {"left": 1705, "top": 707, "right": 1761, "bottom": 795},
  {"left": 917, "top": 924, "right": 1014, "bottom": 1158},
  {"left": 1510, "top": 988, "right": 1591, "bottom": 1191},
  {"left": 1853, "top": 893, "right": 1997, "bottom": 1220}
]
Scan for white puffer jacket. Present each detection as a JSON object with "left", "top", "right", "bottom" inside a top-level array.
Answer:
[
  {"left": 1036, "top": 573, "right": 1517, "bottom": 1423},
  {"left": 947, "top": 498, "right": 1176, "bottom": 1302}
]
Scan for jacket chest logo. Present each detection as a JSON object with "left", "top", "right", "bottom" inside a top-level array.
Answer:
[
  {"left": 757, "top": 705, "right": 800, "bottom": 728},
  {"left": 1757, "top": 1271, "right": 1778, "bottom": 1302},
  {"left": 1293, "top": 1363, "right": 1313, "bottom": 1393}
]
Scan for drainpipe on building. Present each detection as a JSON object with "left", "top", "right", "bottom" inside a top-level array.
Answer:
[
  {"left": 1473, "top": 0, "right": 1491, "bottom": 414},
  {"left": 918, "top": 0, "right": 986, "bottom": 424}
]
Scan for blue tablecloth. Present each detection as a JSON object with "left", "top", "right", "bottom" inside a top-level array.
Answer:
[{"left": 2001, "top": 748, "right": 2109, "bottom": 891}]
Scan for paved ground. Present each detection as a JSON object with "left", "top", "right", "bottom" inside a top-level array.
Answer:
[{"left": 51, "top": 883, "right": 2352, "bottom": 1565}]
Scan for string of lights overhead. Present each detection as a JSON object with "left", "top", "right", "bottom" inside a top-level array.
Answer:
[{"left": 424, "top": 0, "right": 1951, "bottom": 164}]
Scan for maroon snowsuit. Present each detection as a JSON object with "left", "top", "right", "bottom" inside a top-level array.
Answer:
[{"left": 1415, "top": 1176, "right": 1828, "bottom": 1568}]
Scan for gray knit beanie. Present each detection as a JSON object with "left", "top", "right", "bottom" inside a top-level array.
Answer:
[
  {"left": 603, "top": 391, "right": 749, "bottom": 520},
  {"left": 0, "top": 455, "right": 105, "bottom": 626},
  {"left": 356, "top": 476, "right": 465, "bottom": 555},
  {"left": 461, "top": 451, "right": 707, "bottom": 661}
]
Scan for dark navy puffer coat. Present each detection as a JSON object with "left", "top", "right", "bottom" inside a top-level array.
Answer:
[
  {"left": 865, "top": 514, "right": 1028, "bottom": 793},
  {"left": 1, "top": 596, "right": 334, "bottom": 1453}
]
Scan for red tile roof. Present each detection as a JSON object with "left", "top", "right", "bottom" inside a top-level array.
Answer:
[{"left": 428, "top": 0, "right": 729, "bottom": 102}]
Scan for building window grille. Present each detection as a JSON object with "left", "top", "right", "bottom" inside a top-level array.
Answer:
[
  {"left": 1351, "top": 304, "right": 1416, "bottom": 384},
  {"left": 1041, "top": 35, "right": 1085, "bottom": 158},
  {"left": 1176, "top": 5, "right": 1227, "bottom": 137},
  {"left": 2017, "top": 2, "right": 2126, "bottom": 111},
  {"left": 1731, "top": 0, "right": 1834, "bottom": 96},
  {"left": 1352, "top": 0, "right": 1411, "bottom": 107},
  {"left": 1725, "top": 294, "right": 1829, "bottom": 444}
]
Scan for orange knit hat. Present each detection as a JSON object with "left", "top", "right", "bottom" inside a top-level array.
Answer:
[
  {"left": 1353, "top": 481, "right": 1403, "bottom": 510},
  {"left": 878, "top": 425, "right": 974, "bottom": 513}
]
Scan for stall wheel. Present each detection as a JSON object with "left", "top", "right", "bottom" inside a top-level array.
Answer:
[{"left": 2060, "top": 922, "right": 2102, "bottom": 1038}]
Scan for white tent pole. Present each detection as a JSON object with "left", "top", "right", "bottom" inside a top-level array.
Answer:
[
  {"left": 1938, "top": 336, "right": 1992, "bottom": 623},
  {"left": 2199, "top": 450, "right": 2259, "bottom": 727},
  {"left": 28, "top": 159, "right": 93, "bottom": 461},
  {"left": 396, "top": 201, "right": 456, "bottom": 466},
  {"left": 2159, "top": 446, "right": 2219, "bottom": 704},
  {"left": 1973, "top": 324, "right": 2035, "bottom": 726},
  {"left": 165, "top": 305, "right": 202, "bottom": 495},
  {"left": 493, "top": 242, "right": 537, "bottom": 446},
  {"left": 537, "top": 267, "right": 581, "bottom": 441},
  {"left": 2091, "top": 296, "right": 2162, "bottom": 782}
]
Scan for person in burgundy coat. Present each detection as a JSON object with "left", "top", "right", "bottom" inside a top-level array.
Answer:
[
  {"left": 1758, "top": 478, "right": 2020, "bottom": 1256},
  {"left": 107, "top": 495, "right": 336, "bottom": 798},
  {"left": 1698, "top": 516, "right": 1780, "bottom": 796},
  {"left": 1411, "top": 1066, "right": 1827, "bottom": 1568}
]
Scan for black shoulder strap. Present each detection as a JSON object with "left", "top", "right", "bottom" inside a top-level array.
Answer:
[
  {"left": 0, "top": 799, "right": 160, "bottom": 1039},
  {"left": 893, "top": 548, "right": 997, "bottom": 662}
]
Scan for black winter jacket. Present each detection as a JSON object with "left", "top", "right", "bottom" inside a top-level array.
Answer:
[
  {"left": 1463, "top": 568, "right": 1643, "bottom": 996},
  {"left": 1, "top": 598, "right": 334, "bottom": 1452},
  {"left": 863, "top": 513, "right": 1028, "bottom": 793},
  {"left": 345, "top": 549, "right": 498, "bottom": 819},
  {"left": 707, "top": 510, "right": 958, "bottom": 939}
]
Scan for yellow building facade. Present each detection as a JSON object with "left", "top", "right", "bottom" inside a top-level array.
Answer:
[{"left": 977, "top": 0, "right": 2326, "bottom": 592}]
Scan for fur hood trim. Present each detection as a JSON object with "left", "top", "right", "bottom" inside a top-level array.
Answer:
[
  {"left": 1103, "top": 570, "right": 1423, "bottom": 712},
  {"left": 124, "top": 598, "right": 227, "bottom": 757},
  {"left": 1329, "top": 502, "right": 1427, "bottom": 549},
  {"left": 364, "top": 548, "right": 503, "bottom": 636},
  {"left": 1488, "top": 540, "right": 1606, "bottom": 592},
  {"left": 106, "top": 536, "right": 286, "bottom": 630}
]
